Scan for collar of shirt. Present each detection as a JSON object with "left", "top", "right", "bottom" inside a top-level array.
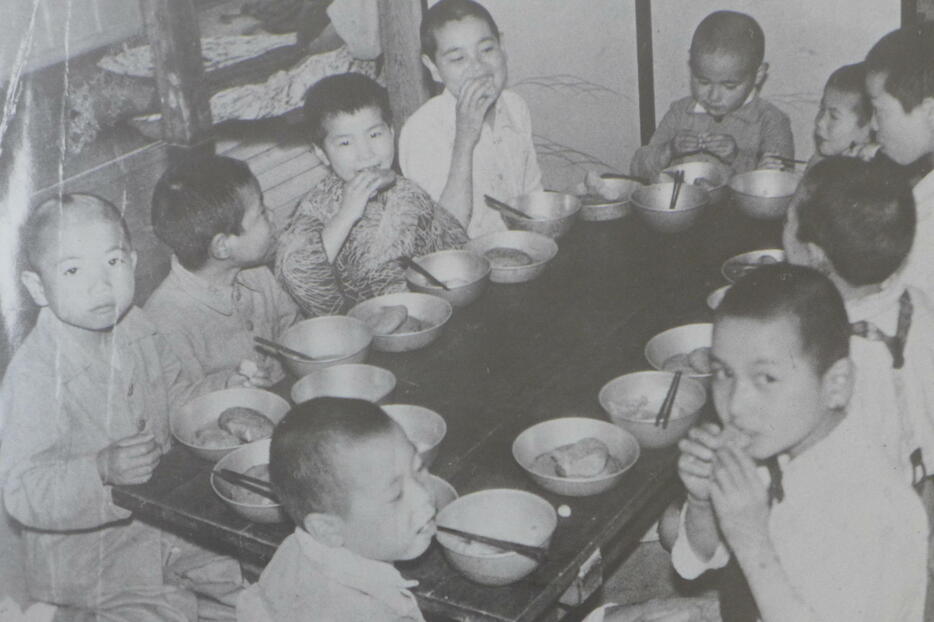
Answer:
[
  {"left": 294, "top": 528, "right": 421, "bottom": 614},
  {"left": 845, "top": 284, "right": 907, "bottom": 324},
  {"left": 690, "top": 92, "right": 759, "bottom": 123},
  {"left": 440, "top": 88, "right": 520, "bottom": 135},
  {"left": 169, "top": 254, "right": 260, "bottom": 316},
  {"left": 913, "top": 168, "right": 934, "bottom": 223},
  {"left": 778, "top": 413, "right": 856, "bottom": 496}
]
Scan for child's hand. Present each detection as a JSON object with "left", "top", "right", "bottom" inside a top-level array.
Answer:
[
  {"left": 756, "top": 153, "right": 789, "bottom": 170},
  {"left": 677, "top": 422, "right": 724, "bottom": 504},
  {"left": 229, "top": 359, "right": 273, "bottom": 388},
  {"left": 710, "top": 445, "right": 771, "bottom": 555},
  {"left": 97, "top": 431, "right": 160, "bottom": 486},
  {"left": 700, "top": 133, "right": 738, "bottom": 163},
  {"left": 454, "top": 75, "right": 497, "bottom": 148},
  {"left": 843, "top": 141, "right": 881, "bottom": 162},
  {"left": 340, "top": 168, "right": 397, "bottom": 223},
  {"left": 670, "top": 132, "right": 701, "bottom": 158}
]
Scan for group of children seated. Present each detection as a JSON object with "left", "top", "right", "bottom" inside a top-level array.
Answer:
[{"left": 0, "top": 1, "right": 933, "bottom": 620}]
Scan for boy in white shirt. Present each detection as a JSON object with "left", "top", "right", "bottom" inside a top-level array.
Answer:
[{"left": 399, "top": 0, "right": 543, "bottom": 238}]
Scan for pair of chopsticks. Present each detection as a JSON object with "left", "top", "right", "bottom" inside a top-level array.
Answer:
[
  {"left": 600, "top": 172, "right": 650, "bottom": 185},
  {"left": 254, "top": 336, "right": 318, "bottom": 362},
  {"left": 399, "top": 256, "right": 450, "bottom": 291},
  {"left": 436, "top": 524, "right": 548, "bottom": 562},
  {"left": 668, "top": 171, "right": 685, "bottom": 210},
  {"left": 215, "top": 468, "right": 278, "bottom": 503},
  {"left": 484, "top": 194, "right": 530, "bottom": 220},
  {"left": 654, "top": 371, "right": 683, "bottom": 429}
]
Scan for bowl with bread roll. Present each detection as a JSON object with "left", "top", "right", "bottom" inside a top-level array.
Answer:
[
  {"left": 577, "top": 172, "right": 640, "bottom": 221},
  {"left": 512, "top": 417, "right": 640, "bottom": 496},
  {"left": 383, "top": 404, "right": 447, "bottom": 468},
  {"left": 210, "top": 438, "right": 285, "bottom": 524},
  {"left": 599, "top": 371, "right": 707, "bottom": 448},
  {"left": 659, "top": 161, "right": 733, "bottom": 205},
  {"left": 291, "top": 363, "right": 396, "bottom": 405},
  {"left": 348, "top": 292, "right": 452, "bottom": 353},
  {"left": 171, "top": 388, "right": 290, "bottom": 462},
  {"left": 277, "top": 315, "right": 373, "bottom": 377},
  {"left": 404, "top": 249, "right": 491, "bottom": 308},
  {"left": 644, "top": 323, "right": 714, "bottom": 385},
  {"left": 465, "top": 230, "right": 559, "bottom": 283}
]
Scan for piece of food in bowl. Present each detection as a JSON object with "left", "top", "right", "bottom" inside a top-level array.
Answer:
[
  {"left": 605, "top": 395, "right": 685, "bottom": 422},
  {"left": 531, "top": 437, "right": 616, "bottom": 478},
  {"left": 365, "top": 305, "right": 409, "bottom": 335},
  {"left": 662, "top": 346, "right": 712, "bottom": 375},
  {"left": 394, "top": 315, "right": 428, "bottom": 334},
  {"left": 218, "top": 407, "right": 275, "bottom": 443},
  {"left": 584, "top": 171, "right": 626, "bottom": 201},
  {"left": 484, "top": 247, "right": 534, "bottom": 267},
  {"left": 227, "top": 463, "right": 277, "bottom": 506},
  {"left": 195, "top": 427, "right": 241, "bottom": 448}
]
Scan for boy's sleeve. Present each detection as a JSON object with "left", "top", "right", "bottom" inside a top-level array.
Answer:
[
  {"left": 270, "top": 274, "right": 301, "bottom": 340},
  {"left": 630, "top": 105, "right": 681, "bottom": 180},
  {"left": 759, "top": 106, "right": 794, "bottom": 160},
  {"left": 151, "top": 323, "right": 234, "bottom": 396},
  {"left": 516, "top": 97, "right": 544, "bottom": 195},
  {"left": 670, "top": 503, "right": 730, "bottom": 579},
  {"left": 275, "top": 205, "right": 346, "bottom": 318},
  {"left": 398, "top": 114, "right": 450, "bottom": 203},
  {"left": 0, "top": 370, "right": 131, "bottom": 531}
]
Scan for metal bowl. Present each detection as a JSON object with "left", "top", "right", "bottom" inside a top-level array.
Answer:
[
  {"left": 347, "top": 292, "right": 452, "bottom": 353},
  {"left": 278, "top": 315, "right": 373, "bottom": 377},
  {"left": 436, "top": 489, "right": 557, "bottom": 586},
  {"left": 464, "top": 230, "right": 558, "bottom": 283},
  {"left": 291, "top": 363, "right": 396, "bottom": 404},
  {"left": 644, "top": 323, "right": 714, "bottom": 384},
  {"left": 502, "top": 191, "right": 582, "bottom": 239},
  {"left": 171, "top": 388, "right": 290, "bottom": 462},
  {"left": 706, "top": 285, "right": 731, "bottom": 311},
  {"left": 210, "top": 439, "right": 285, "bottom": 524},
  {"left": 579, "top": 177, "right": 641, "bottom": 221},
  {"left": 599, "top": 371, "right": 708, "bottom": 448},
  {"left": 721, "top": 249, "right": 786, "bottom": 283},
  {"left": 729, "top": 169, "right": 800, "bottom": 220},
  {"left": 383, "top": 404, "right": 447, "bottom": 468},
  {"left": 660, "top": 161, "right": 733, "bottom": 204},
  {"left": 405, "top": 249, "right": 491, "bottom": 307},
  {"left": 630, "top": 183, "right": 709, "bottom": 233},
  {"left": 512, "top": 417, "right": 640, "bottom": 497}
]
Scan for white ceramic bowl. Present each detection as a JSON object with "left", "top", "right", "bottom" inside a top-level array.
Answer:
[
  {"left": 502, "top": 191, "right": 582, "bottom": 239},
  {"left": 729, "top": 169, "right": 800, "bottom": 220},
  {"left": 579, "top": 177, "right": 641, "bottom": 221},
  {"left": 291, "top": 363, "right": 396, "bottom": 404},
  {"left": 644, "top": 323, "right": 714, "bottom": 384},
  {"left": 512, "top": 417, "right": 640, "bottom": 496},
  {"left": 404, "top": 250, "right": 491, "bottom": 307},
  {"left": 383, "top": 404, "right": 447, "bottom": 468},
  {"left": 347, "top": 292, "right": 453, "bottom": 353},
  {"left": 277, "top": 315, "right": 373, "bottom": 377},
  {"left": 210, "top": 439, "right": 285, "bottom": 523},
  {"left": 465, "top": 230, "right": 559, "bottom": 283},
  {"left": 630, "top": 183, "right": 709, "bottom": 233},
  {"left": 660, "top": 161, "right": 733, "bottom": 204},
  {"left": 721, "top": 249, "right": 786, "bottom": 283}
]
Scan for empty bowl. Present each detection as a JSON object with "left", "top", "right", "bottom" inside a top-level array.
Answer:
[
  {"left": 599, "top": 371, "right": 708, "bottom": 448},
  {"left": 436, "top": 489, "right": 557, "bottom": 586},
  {"left": 464, "top": 230, "right": 559, "bottom": 283},
  {"left": 347, "top": 292, "right": 453, "bottom": 353},
  {"left": 729, "top": 169, "right": 800, "bottom": 220},
  {"left": 630, "top": 183, "right": 709, "bottom": 233},
  {"left": 404, "top": 249, "right": 491, "bottom": 307},
  {"left": 644, "top": 323, "right": 714, "bottom": 384},
  {"left": 512, "top": 417, "right": 640, "bottom": 497},
  {"left": 660, "top": 161, "right": 733, "bottom": 204},
  {"left": 706, "top": 285, "right": 731, "bottom": 311},
  {"left": 502, "top": 191, "right": 582, "bottom": 239},
  {"left": 291, "top": 363, "right": 396, "bottom": 404},
  {"left": 721, "top": 249, "right": 786, "bottom": 283},
  {"left": 383, "top": 404, "right": 447, "bottom": 468},
  {"left": 277, "top": 315, "right": 373, "bottom": 377},
  {"left": 171, "top": 388, "right": 290, "bottom": 462},
  {"left": 210, "top": 439, "right": 285, "bottom": 523}
]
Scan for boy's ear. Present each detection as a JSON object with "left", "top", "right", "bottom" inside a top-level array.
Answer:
[
  {"left": 210, "top": 232, "right": 232, "bottom": 261},
  {"left": 312, "top": 144, "right": 330, "bottom": 169},
  {"left": 302, "top": 512, "right": 345, "bottom": 547},
  {"left": 422, "top": 54, "right": 442, "bottom": 84},
  {"left": 922, "top": 96, "right": 934, "bottom": 129},
  {"left": 754, "top": 62, "right": 768, "bottom": 88},
  {"left": 821, "top": 357, "right": 853, "bottom": 411},
  {"left": 804, "top": 241, "right": 833, "bottom": 274},
  {"left": 130, "top": 250, "right": 138, "bottom": 272},
  {"left": 20, "top": 270, "right": 48, "bottom": 307}
]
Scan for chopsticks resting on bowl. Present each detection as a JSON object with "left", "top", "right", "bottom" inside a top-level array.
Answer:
[
  {"left": 215, "top": 468, "right": 278, "bottom": 503},
  {"left": 437, "top": 524, "right": 548, "bottom": 562},
  {"left": 254, "top": 336, "right": 319, "bottom": 362},
  {"left": 668, "top": 171, "right": 685, "bottom": 210},
  {"left": 400, "top": 256, "right": 450, "bottom": 291},
  {"left": 655, "top": 371, "right": 683, "bottom": 429},
  {"left": 484, "top": 194, "right": 531, "bottom": 220}
]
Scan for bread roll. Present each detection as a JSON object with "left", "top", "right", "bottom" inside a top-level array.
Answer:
[
  {"left": 195, "top": 427, "right": 241, "bottom": 449},
  {"left": 218, "top": 407, "right": 275, "bottom": 443},
  {"left": 366, "top": 305, "right": 408, "bottom": 335},
  {"left": 484, "top": 247, "right": 534, "bottom": 267}
]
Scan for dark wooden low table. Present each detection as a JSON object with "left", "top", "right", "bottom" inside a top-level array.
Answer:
[{"left": 114, "top": 200, "right": 780, "bottom": 621}]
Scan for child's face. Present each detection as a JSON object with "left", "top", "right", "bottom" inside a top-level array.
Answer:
[
  {"left": 814, "top": 87, "right": 872, "bottom": 157},
  {"left": 866, "top": 71, "right": 934, "bottom": 166},
  {"left": 24, "top": 218, "right": 137, "bottom": 332},
  {"left": 332, "top": 424, "right": 436, "bottom": 562},
  {"left": 226, "top": 183, "right": 274, "bottom": 267},
  {"left": 689, "top": 52, "right": 760, "bottom": 119},
  {"left": 423, "top": 16, "right": 507, "bottom": 101},
  {"left": 317, "top": 106, "right": 395, "bottom": 183},
  {"left": 710, "top": 315, "right": 843, "bottom": 460}
]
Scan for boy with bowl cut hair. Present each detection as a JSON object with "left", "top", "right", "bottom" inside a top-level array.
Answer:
[
  {"left": 667, "top": 264, "right": 927, "bottom": 622},
  {"left": 630, "top": 10, "right": 794, "bottom": 180},
  {"left": 399, "top": 0, "right": 543, "bottom": 238},
  {"left": 2, "top": 194, "right": 242, "bottom": 620},
  {"left": 237, "top": 397, "right": 436, "bottom": 622},
  {"left": 865, "top": 23, "right": 934, "bottom": 303},
  {"left": 146, "top": 155, "right": 300, "bottom": 391},
  {"left": 810, "top": 63, "right": 877, "bottom": 164}
]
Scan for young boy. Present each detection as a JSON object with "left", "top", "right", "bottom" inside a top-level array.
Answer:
[
  {"left": 276, "top": 72, "right": 466, "bottom": 317},
  {"left": 630, "top": 11, "right": 794, "bottom": 180},
  {"left": 667, "top": 265, "right": 927, "bottom": 622},
  {"left": 1, "top": 194, "right": 241, "bottom": 620},
  {"left": 146, "top": 155, "right": 300, "bottom": 390},
  {"left": 809, "top": 63, "right": 877, "bottom": 165},
  {"left": 398, "top": 0, "right": 543, "bottom": 238},
  {"left": 865, "top": 23, "right": 934, "bottom": 303},
  {"left": 237, "top": 397, "right": 436, "bottom": 621}
]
